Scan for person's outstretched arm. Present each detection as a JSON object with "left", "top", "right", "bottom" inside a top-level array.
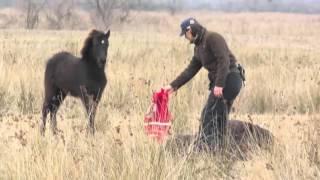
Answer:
[{"left": 169, "top": 56, "right": 202, "bottom": 91}]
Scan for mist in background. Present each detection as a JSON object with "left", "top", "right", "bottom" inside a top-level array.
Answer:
[
  {"left": 0, "top": 0, "right": 319, "bottom": 30},
  {"left": 0, "top": 0, "right": 320, "bottom": 13},
  {"left": 183, "top": 0, "right": 320, "bottom": 13}
]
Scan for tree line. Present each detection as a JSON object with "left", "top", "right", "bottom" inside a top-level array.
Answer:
[{"left": 0, "top": 0, "right": 319, "bottom": 30}]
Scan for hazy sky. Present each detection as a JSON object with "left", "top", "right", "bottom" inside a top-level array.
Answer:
[{"left": 0, "top": 0, "right": 319, "bottom": 13}]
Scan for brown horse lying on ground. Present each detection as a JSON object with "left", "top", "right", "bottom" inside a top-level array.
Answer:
[{"left": 166, "top": 120, "right": 274, "bottom": 159}]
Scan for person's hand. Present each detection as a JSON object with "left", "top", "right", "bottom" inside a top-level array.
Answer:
[
  {"left": 213, "top": 86, "right": 223, "bottom": 98},
  {"left": 163, "top": 85, "right": 174, "bottom": 94}
]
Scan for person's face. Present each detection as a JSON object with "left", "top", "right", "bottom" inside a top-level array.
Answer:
[{"left": 184, "top": 29, "right": 194, "bottom": 43}]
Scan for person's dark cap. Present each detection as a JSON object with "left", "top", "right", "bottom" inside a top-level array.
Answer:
[{"left": 180, "top": 17, "right": 198, "bottom": 36}]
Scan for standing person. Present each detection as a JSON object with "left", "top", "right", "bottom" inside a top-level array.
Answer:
[{"left": 163, "top": 17, "right": 244, "bottom": 149}]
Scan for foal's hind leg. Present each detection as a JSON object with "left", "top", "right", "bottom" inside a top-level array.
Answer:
[
  {"left": 40, "top": 84, "right": 58, "bottom": 135},
  {"left": 40, "top": 101, "right": 50, "bottom": 135},
  {"left": 49, "top": 90, "right": 66, "bottom": 135}
]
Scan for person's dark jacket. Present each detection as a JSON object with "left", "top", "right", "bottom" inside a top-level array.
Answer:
[{"left": 170, "top": 29, "right": 237, "bottom": 90}]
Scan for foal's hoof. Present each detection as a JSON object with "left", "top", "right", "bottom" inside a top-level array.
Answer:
[
  {"left": 51, "top": 128, "right": 58, "bottom": 136},
  {"left": 86, "top": 127, "right": 95, "bottom": 136},
  {"left": 39, "top": 124, "right": 45, "bottom": 136}
]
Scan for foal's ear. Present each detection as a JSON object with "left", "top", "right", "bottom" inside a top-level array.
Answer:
[{"left": 105, "top": 30, "right": 110, "bottom": 39}]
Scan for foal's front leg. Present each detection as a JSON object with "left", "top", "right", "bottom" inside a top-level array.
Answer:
[
  {"left": 81, "top": 93, "right": 98, "bottom": 135},
  {"left": 87, "top": 98, "right": 98, "bottom": 135}
]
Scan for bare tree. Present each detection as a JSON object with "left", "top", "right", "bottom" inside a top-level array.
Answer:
[
  {"left": 18, "top": 0, "right": 47, "bottom": 29},
  {"left": 45, "top": 0, "right": 75, "bottom": 29},
  {"left": 169, "top": 0, "right": 177, "bottom": 16},
  {"left": 89, "top": 0, "right": 131, "bottom": 29},
  {"left": 0, "top": 13, "right": 18, "bottom": 29}
]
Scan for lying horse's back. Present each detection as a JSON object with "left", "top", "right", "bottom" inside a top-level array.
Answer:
[
  {"left": 166, "top": 120, "right": 274, "bottom": 156},
  {"left": 228, "top": 120, "right": 273, "bottom": 148}
]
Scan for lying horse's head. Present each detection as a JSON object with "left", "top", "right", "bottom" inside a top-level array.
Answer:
[{"left": 81, "top": 29, "right": 110, "bottom": 68}]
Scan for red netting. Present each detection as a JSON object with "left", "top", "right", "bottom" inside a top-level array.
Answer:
[{"left": 144, "top": 89, "right": 172, "bottom": 143}]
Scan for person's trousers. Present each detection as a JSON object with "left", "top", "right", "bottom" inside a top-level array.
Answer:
[{"left": 198, "top": 71, "right": 243, "bottom": 148}]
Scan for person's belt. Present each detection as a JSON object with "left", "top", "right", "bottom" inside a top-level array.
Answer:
[
  {"left": 229, "top": 63, "right": 246, "bottom": 86},
  {"left": 229, "top": 64, "right": 240, "bottom": 73}
]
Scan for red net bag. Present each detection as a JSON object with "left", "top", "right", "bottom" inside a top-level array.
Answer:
[{"left": 144, "top": 89, "right": 172, "bottom": 143}]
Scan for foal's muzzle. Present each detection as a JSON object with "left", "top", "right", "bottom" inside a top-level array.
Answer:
[{"left": 97, "top": 58, "right": 106, "bottom": 68}]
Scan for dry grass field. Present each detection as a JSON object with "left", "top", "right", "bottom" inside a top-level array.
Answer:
[{"left": 0, "top": 11, "right": 320, "bottom": 179}]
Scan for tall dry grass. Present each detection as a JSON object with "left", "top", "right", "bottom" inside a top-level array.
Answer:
[{"left": 0, "top": 12, "right": 319, "bottom": 179}]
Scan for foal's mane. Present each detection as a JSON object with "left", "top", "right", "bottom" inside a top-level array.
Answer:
[{"left": 80, "top": 29, "right": 102, "bottom": 59}]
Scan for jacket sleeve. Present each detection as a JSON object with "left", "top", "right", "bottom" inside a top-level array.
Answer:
[
  {"left": 170, "top": 56, "right": 202, "bottom": 90},
  {"left": 208, "top": 34, "right": 230, "bottom": 87}
]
